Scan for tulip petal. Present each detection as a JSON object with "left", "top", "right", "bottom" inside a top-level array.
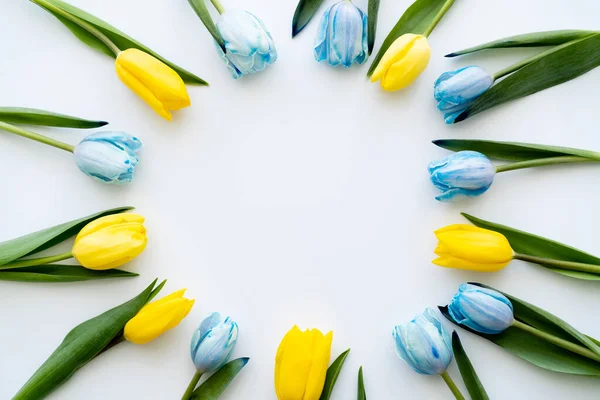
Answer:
[
  {"left": 314, "top": 5, "right": 332, "bottom": 63},
  {"left": 449, "top": 284, "right": 514, "bottom": 334},
  {"left": 303, "top": 330, "right": 333, "bottom": 400},
  {"left": 379, "top": 37, "right": 430, "bottom": 91},
  {"left": 370, "top": 34, "right": 418, "bottom": 82},
  {"left": 76, "top": 214, "right": 145, "bottom": 240}
]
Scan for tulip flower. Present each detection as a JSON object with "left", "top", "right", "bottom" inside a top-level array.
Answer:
[
  {"left": 428, "top": 151, "right": 496, "bottom": 202},
  {"left": 434, "top": 66, "right": 493, "bottom": 123},
  {"left": 433, "top": 224, "right": 514, "bottom": 272},
  {"left": 449, "top": 283, "right": 514, "bottom": 334},
  {"left": 72, "top": 213, "right": 148, "bottom": 270},
  {"left": 274, "top": 326, "right": 333, "bottom": 400},
  {"left": 314, "top": 0, "right": 368, "bottom": 68},
  {"left": 124, "top": 289, "right": 195, "bottom": 344}
]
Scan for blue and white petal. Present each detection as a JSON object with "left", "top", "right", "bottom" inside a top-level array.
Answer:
[
  {"left": 449, "top": 284, "right": 514, "bottom": 334},
  {"left": 190, "top": 313, "right": 239, "bottom": 373}
]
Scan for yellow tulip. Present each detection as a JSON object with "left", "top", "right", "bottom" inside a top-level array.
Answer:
[
  {"left": 72, "top": 213, "right": 147, "bottom": 270},
  {"left": 434, "top": 224, "right": 514, "bottom": 272},
  {"left": 124, "top": 289, "right": 195, "bottom": 345},
  {"left": 115, "top": 48, "right": 191, "bottom": 121},
  {"left": 370, "top": 34, "right": 431, "bottom": 91},
  {"left": 274, "top": 326, "right": 333, "bottom": 400}
]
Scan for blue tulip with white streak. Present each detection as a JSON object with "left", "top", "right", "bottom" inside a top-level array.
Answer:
[
  {"left": 73, "top": 132, "right": 141, "bottom": 184},
  {"left": 449, "top": 283, "right": 514, "bottom": 334},
  {"left": 428, "top": 151, "right": 496, "bottom": 202},
  {"left": 215, "top": 9, "right": 277, "bottom": 79},
  {"left": 434, "top": 66, "right": 493, "bottom": 123},
  {"left": 392, "top": 308, "right": 453, "bottom": 375},
  {"left": 314, "top": 0, "right": 368, "bottom": 68},
  {"left": 190, "top": 312, "right": 239, "bottom": 373}
]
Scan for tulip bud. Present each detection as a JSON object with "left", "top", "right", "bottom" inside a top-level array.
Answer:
[
  {"left": 392, "top": 308, "right": 453, "bottom": 375},
  {"left": 434, "top": 66, "right": 494, "bottom": 123},
  {"left": 116, "top": 48, "right": 191, "bottom": 120},
  {"left": 449, "top": 284, "right": 514, "bottom": 334},
  {"left": 73, "top": 132, "right": 142, "bottom": 184},
  {"left": 124, "top": 289, "right": 195, "bottom": 344},
  {"left": 434, "top": 224, "right": 514, "bottom": 272},
  {"left": 72, "top": 213, "right": 147, "bottom": 270},
  {"left": 428, "top": 151, "right": 496, "bottom": 201},
  {"left": 370, "top": 34, "right": 430, "bottom": 91},
  {"left": 215, "top": 9, "right": 277, "bottom": 79},
  {"left": 314, "top": 0, "right": 368, "bottom": 68},
  {"left": 275, "top": 326, "right": 333, "bottom": 400},
  {"left": 190, "top": 312, "right": 239, "bottom": 373}
]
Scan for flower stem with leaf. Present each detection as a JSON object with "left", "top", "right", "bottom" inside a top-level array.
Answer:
[
  {"left": 495, "top": 156, "right": 598, "bottom": 173},
  {"left": 513, "top": 253, "right": 600, "bottom": 275},
  {"left": 422, "top": 0, "right": 455, "bottom": 37},
  {"left": 181, "top": 372, "right": 204, "bottom": 400},
  {"left": 0, "top": 121, "right": 74, "bottom": 152}
]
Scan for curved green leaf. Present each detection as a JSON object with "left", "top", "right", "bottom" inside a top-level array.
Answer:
[
  {"left": 463, "top": 213, "right": 600, "bottom": 280},
  {"left": 446, "top": 30, "right": 597, "bottom": 57},
  {"left": 367, "top": 0, "right": 380, "bottom": 55},
  {"left": 452, "top": 332, "right": 489, "bottom": 400},
  {"left": 191, "top": 358, "right": 249, "bottom": 399},
  {"left": 367, "top": 0, "right": 450, "bottom": 76},
  {"left": 433, "top": 139, "right": 600, "bottom": 161},
  {"left": 0, "top": 265, "right": 137, "bottom": 282},
  {"left": 188, "top": 0, "right": 226, "bottom": 51},
  {"left": 455, "top": 33, "right": 600, "bottom": 123},
  {"left": 13, "top": 279, "right": 161, "bottom": 399},
  {"left": 0, "top": 107, "right": 107, "bottom": 129},
  {"left": 0, "top": 207, "right": 132, "bottom": 267},
  {"left": 292, "top": 0, "right": 326, "bottom": 37},
  {"left": 320, "top": 348, "right": 350, "bottom": 400},
  {"left": 357, "top": 366, "right": 366, "bottom": 400},
  {"left": 31, "top": 0, "right": 208, "bottom": 85}
]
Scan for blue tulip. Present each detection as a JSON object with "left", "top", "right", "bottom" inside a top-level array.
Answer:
[
  {"left": 215, "top": 9, "right": 277, "bottom": 79},
  {"left": 314, "top": 0, "right": 368, "bottom": 68},
  {"left": 434, "top": 66, "right": 493, "bottom": 123},
  {"left": 392, "top": 308, "right": 453, "bottom": 375},
  {"left": 190, "top": 312, "right": 238, "bottom": 373},
  {"left": 449, "top": 283, "right": 514, "bottom": 334},
  {"left": 428, "top": 151, "right": 496, "bottom": 202},
  {"left": 73, "top": 132, "right": 141, "bottom": 184}
]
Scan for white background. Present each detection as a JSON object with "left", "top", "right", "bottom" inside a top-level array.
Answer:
[{"left": 1, "top": 0, "right": 600, "bottom": 399}]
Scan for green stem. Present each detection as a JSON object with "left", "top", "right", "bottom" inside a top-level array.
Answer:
[
  {"left": 422, "top": 0, "right": 455, "bottom": 37},
  {"left": 440, "top": 371, "right": 466, "bottom": 400},
  {"left": 0, "top": 121, "right": 75, "bottom": 153},
  {"left": 181, "top": 371, "right": 204, "bottom": 400},
  {"left": 495, "top": 156, "right": 597, "bottom": 173},
  {"left": 513, "top": 252, "right": 600, "bottom": 275},
  {"left": 0, "top": 252, "right": 73, "bottom": 270},
  {"left": 31, "top": 0, "right": 121, "bottom": 55},
  {"left": 513, "top": 320, "right": 600, "bottom": 362},
  {"left": 209, "top": 0, "right": 225, "bottom": 14}
]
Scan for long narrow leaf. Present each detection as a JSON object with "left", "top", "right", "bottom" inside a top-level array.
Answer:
[
  {"left": 188, "top": 0, "right": 226, "bottom": 51},
  {"left": 433, "top": 139, "right": 600, "bottom": 161},
  {"left": 0, "top": 265, "right": 137, "bottom": 282},
  {"left": 357, "top": 366, "right": 366, "bottom": 400},
  {"left": 0, "top": 107, "right": 106, "bottom": 128},
  {"left": 292, "top": 0, "right": 326, "bottom": 37},
  {"left": 455, "top": 33, "right": 600, "bottom": 123},
  {"left": 446, "top": 30, "right": 597, "bottom": 57},
  {"left": 452, "top": 332, "right": 489, "bottom": 400},
  {"left": 13, "top": 279, "right": 160, "bottom": 399},
  {"left": 367, "top": 0, "right": 448, "bottom": 76},
  {"left": 367, "top": 0, "right": 380, "bottom": 55},
  {"left": 319, "top": 349, "right": 351, "bottom": 400},
  {"left": 191, "top": 358, "right": 249, "bottom": 399},
  {"left": 31, "top": 0, "right": 207, "bottom": 85}
]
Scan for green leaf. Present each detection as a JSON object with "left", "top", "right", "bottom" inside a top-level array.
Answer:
[
  {"left": 32, "top": 0, "right": 207, "bottom": 85},
  {"left": 0, "top": 206, "right": 132, "bottom": 267},
  {"left": 367, "top": 0, "right": 448, "bottom": 76},
  {"left": 455, "top": 33, "right": 600, "bottom": 123},
  {"left": 446, "top": 30, "right": 597, "bottom": 57},
  {"left": 452, "top": 332, "right": 489, "bottom": 400},
  {"left": 0, "top": 107, "right": 107, "bottom": 129},
  {"left": 319, "top": 348, "right": 351, "bottom": 400},
  {"left": 13, "top": 279, "right": 161, "bottom": 399},
  {"left": 463, "top": 213, "right": 600, "bottom": 280},
  {"left": 292, "top": 0, "right": 326, "bottom": 37},
  {"left": 0, "top": 265, "right": 137, "bottom": 282},
  {"left": 367, "top": 0, "right": 380, "bottom": 55},
  {"left": 188, "top": 0, "right": 226, "bottom": 51},
  {"left": 357, "top": 366, "right": 366, "bottom": 400},
  {"left": 190, "top": 358, "right": 249, "bottom": 399},
  {"left": 433, "top": 139, "right": 600, "bottom": 161},
  {"left": 440, "top": 282, "right": 600, "bottom": 376}
]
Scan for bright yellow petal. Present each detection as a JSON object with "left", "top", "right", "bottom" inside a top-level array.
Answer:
[
  {"left": 277, "top": 326, "right": 315, "bottom": 400},
  {"left": 380, "top": 35, "right": 430, "bottom": 91},
  {"left": 76, "top": 214, "right": 145, "bottom": 242},
  {"left": 140, "top": 289, "right": 187, "bottom": 314},
  {"left": 275, "top": 326, "right": 296, "bottom": 399},
  {"left": 370, "top": 34, "right": 419, "bottom": 82},
  {"left": 434, "top": 224, "right": 513, "bottom": 265},
  {"left": 303, "top": 330, "right": 333, "bottom": 400},
  {"left": 433, "top": 255, "right": 509, "bottom": 272}
]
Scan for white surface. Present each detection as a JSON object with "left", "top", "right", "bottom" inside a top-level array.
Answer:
[{"left": 1, "top": 0, "right": 600, "bottom": 399}]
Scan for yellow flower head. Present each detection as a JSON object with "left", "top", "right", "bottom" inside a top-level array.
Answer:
[
  {"left": 274, "top": 326, "right": 333, "bottom": 400},
  {"left": 72, "top": 213, "right": 147, "bottom": 270},
  {"left": 115, "top": 48, "right": 191, "bottom": 121},
  {"left": 124, "top": 289, "right": 195, "bottom": 345},
  {"left": 434, "top": 224, "right": 514, "bottom": 272},
  {"left": 370, "top": 34, "right": 431, "bottom": 91}
]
